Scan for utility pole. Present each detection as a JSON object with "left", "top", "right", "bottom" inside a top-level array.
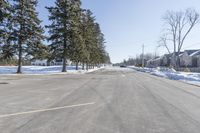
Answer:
[
  {"left": 155, "top": 46, "right": 159, "bottom": 59},
  {"left": 142, "top": 44, "right": 144, "bottom": 68}
]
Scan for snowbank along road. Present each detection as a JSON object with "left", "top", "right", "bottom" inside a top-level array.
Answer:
[{"left": 1, "top": 67, "right": 200, "bottom": 133}]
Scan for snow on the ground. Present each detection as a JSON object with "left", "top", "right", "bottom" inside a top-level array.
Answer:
[
  {"left": 0, "top": 66, "right": 102, "bottom": 75},
  {"left": 129, "top": 66, "right": 200, "bottom": 86}
]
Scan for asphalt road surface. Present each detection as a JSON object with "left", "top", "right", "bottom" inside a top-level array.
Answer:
[{"left": 1, "top": 67, "right": 200, "bottom": 133}]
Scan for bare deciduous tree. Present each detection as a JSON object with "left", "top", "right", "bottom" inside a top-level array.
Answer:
[
  {"left": 158, "top": 34, "right": 171, "bottom": 54},
  {"left": 162, "top": 8, "right": 200, "bottom": 67}
]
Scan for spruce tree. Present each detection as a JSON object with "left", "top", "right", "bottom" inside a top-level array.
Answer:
[
  {"left": 10, "top": 0, "right": 44, "bottom": 73},
  {"left": 94, "top": 23, "right": 107, "bottom": 64},
  {"left": 79, "top": 10, "right": 89, "bottom": 70},
  {"left": 0, "top": 0, "right": 16, "bottom": 63},
  {"left": 81, "top": 10, "right": 97, "bottom": 69},
  {"left": 26, "top": 42, "right": 49, "bottom": 60},
  {"left": 82, "top": 10, "right": 110, "bottom": 67},
  {"left": 46, "top": 0, "right": 82, "bottom": 72},
  {"left": 0, "top": 0, "right": 11, "bottom": 45},
  {"left": 69, "top": 8, "right": 86, "bottom": 70},
  {"left": 0, "top": 44, "right": 15, "bottom": 59}
]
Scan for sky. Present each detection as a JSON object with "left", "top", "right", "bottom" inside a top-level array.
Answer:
[{"left": 37, "top": 0, "right": 200, "bottom": 63}]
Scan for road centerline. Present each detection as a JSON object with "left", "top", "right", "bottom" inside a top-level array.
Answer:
[{"left": 0, "top": 102, "right": 95, "bottom": 118}]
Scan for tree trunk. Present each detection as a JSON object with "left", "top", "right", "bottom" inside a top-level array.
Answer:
[
  {"left": 171, "top": 52, "right": 176, "bottom": 68},
  {"left": 47, "top": 60, "right": 50, "bottom": 66},
  {"left": 82, "top": 62, "right": 85, "bottom": 70},
  {"left": 62, "top": 37, "right": 67, "bottom": 72},
  {"left": 76, "top": 61, "right": 78, "bottom": 70},
  {"left": 17, "top": 1, "right": 24, "bottom": 74},
  {"left": 176, "top": 51, "right": 180, "bottom": 67},
  {"left": 86, "top": 62, "right": 88, "bottom": 71},
  {"left": 62, "top": 56, "right": 67, "bottom": 72},
  {"left": 17, "top": 40, "right": 22, "bottom": 74}
]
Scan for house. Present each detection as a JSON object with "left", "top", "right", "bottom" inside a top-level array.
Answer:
[
  {"left": 146, "top": 57, "right": 162, "bottom": 67},
  {"left": 31, "top": 58, "right": 72, "bottom": 66},
  {"left": 197, "top": 56, "right": 200, "bottom": 67},
  {"left": 31, "top": 59, "right": 48, "bottom": 66},
  {"left": 161, "top": 54, "right": 172, "bottom": 66},
  {"left": 161, "top": 52, "right": 180, "bottom": 67},
  {"left": 52, "top": 59, "right": 72, "bottom": 66},
  {"left": 179, "top": 50, "right": 199, "bottom": 67},
  {"left": 154, "top": 57, "right": 162, "bottom": 67},
  {"left": 146, "top": 49, "right": 200, "bottom": 69},
  {"left": 189, "top": 50, "right": 200, "bottom": 67},
  {"left": 52, "top": 59, "right": 63, "bottom": 65},
  {"left": 146, "top": 59, "right": 154, "bottom": 68}
]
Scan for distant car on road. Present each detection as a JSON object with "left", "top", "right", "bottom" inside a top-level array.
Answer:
[{"left": 120, "top": 65, "right": 127, "bottom": 68}]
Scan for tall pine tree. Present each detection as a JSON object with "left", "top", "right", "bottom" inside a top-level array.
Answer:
[
  {"left": 0, "top": 0, "right": 15, "bottom": 62},
  {"left": 94, "top": 23, "right": 107, "bottom": 65},
  {"left": 10, "top": 0, "right": 44, "bottom": 73},
  {"left": 0, "top": 0, "right": 11, "bottom": 45},
  {"left": 69, "top": 7, "right": 86, "bottom": 70},
  {"left": 81, "top": 10, "right": 96, "bottom": 69},
  {"left": 46, "top": 0, "right": 82, "bottom": 72},
  {"left": 81, "top": 10, "right": 109, "bottom": 67}
]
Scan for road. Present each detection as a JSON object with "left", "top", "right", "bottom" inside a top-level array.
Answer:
[{"left": 1, "top": 67, "right": 200, "bottom": 133}]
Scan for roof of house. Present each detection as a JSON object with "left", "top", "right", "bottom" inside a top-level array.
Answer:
[
  {"left": 185, "top": 50, "right": 200, "bottom": 56},
  {"left": 147, "top": 59, "right": 153, "bottom": 63},
  {"left": 163, "top": 54, "right": 172, "bottom": 58},
  {"left": 189, "top": 50, "right": 200, "bottom": 57},
  {"left": 153, "top": 57, "right": 161, "bottom": 61},
  {"left": 179, "top": 53, "right": 184, "bottom": 57},
  {"left": 31, "top": 59, "right": 48, "bottom": 62},
  {"left": 164, "top": 52, "right": 184, "bottom": 57},
  {"left": 147, "top": 57, "right": 161, "bottom": 62}
]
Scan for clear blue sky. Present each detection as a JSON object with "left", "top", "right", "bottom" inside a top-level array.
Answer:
[{"left": 37, "top": 0, "right": 200, "bottom": 63}]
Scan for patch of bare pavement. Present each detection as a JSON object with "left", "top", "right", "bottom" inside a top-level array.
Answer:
[{"left": 1, "top": 67, "right": 200, "bottom": 133}]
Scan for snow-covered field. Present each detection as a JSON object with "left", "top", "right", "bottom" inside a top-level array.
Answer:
[
  {"left": 0, "top": 66, "right": 102, "bottom": 75},
  {"left": 129, "top": 66, "right": 200, "bottom": 86}
]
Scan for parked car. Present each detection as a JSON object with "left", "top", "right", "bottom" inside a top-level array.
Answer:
[{"left": 120, "top": 65, "right": 127, "bottom": 68}]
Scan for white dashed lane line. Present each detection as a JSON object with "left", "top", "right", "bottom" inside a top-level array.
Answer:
[{"left": 0, "top": 102, "right": 95, "bottom": 118}]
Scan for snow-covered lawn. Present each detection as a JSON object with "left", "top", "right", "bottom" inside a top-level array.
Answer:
[
  {"left": 0, "top": 66, "right": 102, "bottom": 75},
  {"left": 129, "top": 66, "right": 200, "bottom": 86}
]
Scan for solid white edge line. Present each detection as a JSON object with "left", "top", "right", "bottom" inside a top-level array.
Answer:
[{"left": 0, "top": 102, "right": 95, "bottom": 118}]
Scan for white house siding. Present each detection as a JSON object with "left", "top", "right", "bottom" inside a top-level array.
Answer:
[
  {"left": 154, "top": 58, "right": 161, "bottom": 67},
  {"left": 197, "top": 55, "right": 200, "bottom": 67},
  {"left": 31, "top": 59, "right": 72, "bottom": 66},
  {"left": 179, "top": 52, "right": 192, "bottom": 67},
  {"left": 31, "top": 60, "right": 48, "bottom": 66},
  {"left": 190, "top": 51, "right": 200, "bottom": 67},
  {"left": 146, "top": 59, "right": 154, "bottom": 67}
]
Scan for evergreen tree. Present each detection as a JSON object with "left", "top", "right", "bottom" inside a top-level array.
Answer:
[
  {"left": 0, "top": 0, "right": 10, "bottom": 25},
  {"left": 10, "top": 0, "right": 44, "bottom": 73},
  {"left": 0, "top": 43, "right": 15, "bottom": 59},
  {"left": 26, "top": 42, "right": 49, "bottom": 60},
  {"left": 0, "top": 0, "right": 11, "bottom": 45},
  {"left": 82, "top": 10, "right": 109, "bottom": 67},
  {"left": 0, "top": 0, "right": 16, "bottom": 64},
  {"left": 78, "top": 10, "right": 89, "bottom": 70},
  {"left": 77, "top": 9, "right": 110, "bottom": 69},
  {"left": 81, "top": 10, "right": 96, "bottom": 69},
  {"left": 46, "top": 0, "right": 82, "bottom": 72},
  {"left": 69, "top": 8, "right": 86, "bottom": 70},
  {"left": 92, "top": 23, "right": 105, "bottom": 65}
]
